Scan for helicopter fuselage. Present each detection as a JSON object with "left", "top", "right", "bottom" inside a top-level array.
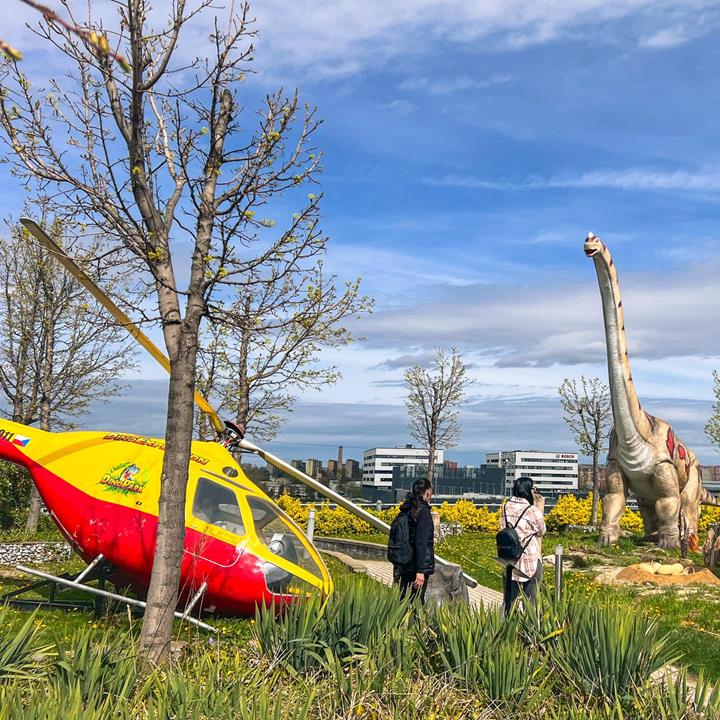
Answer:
[{"left": 0, "top": 420, "right": 331, "bottom": 615}]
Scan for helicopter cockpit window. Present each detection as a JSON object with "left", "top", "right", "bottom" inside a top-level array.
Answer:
[
  {"left": 246, "top": 496, "right": 322, "bottom": 582},
  {"left": 193, "top": 477, "right": 245, "bottom": 536}
]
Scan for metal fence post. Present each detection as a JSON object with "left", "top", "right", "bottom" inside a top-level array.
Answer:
[
  {"left": 376, "top": 500, "right": 382, "bottom": 512},
  {"left": 554, "top": 545, "right": 564, "bottom": 605},
  {"left": 306, "top": 509, "right": 316, "bottom": 543}
]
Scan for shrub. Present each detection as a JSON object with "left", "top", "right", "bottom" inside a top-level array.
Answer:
[
  {"left": 550, "top": 598, "right": 677, "bottom": 699},
  {"left": 0, "top": 462, "right": 32, "bottom": 530},
  {"left": 438, "top": 499, "right": 500, "bottom": 532},
  {"left": 699, "top": 505, "right": 720, "bottom": 533},
  {"left": 546, "top": 494, "right": 643, "bottom": 535}
]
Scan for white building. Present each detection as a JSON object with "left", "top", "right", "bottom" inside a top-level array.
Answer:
[
  {"left": 486, "top": 450, "right": 578, "bottom": 493},
  {"left": 362, "top": 445, "right": 444, "bottom": 487}
]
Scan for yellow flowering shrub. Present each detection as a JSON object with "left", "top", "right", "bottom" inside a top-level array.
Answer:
[
  {"left": 545, "top": 493, "right": 643, "bottom": 535},
  {"left": 619, "top": 509, "right": 644, "bottom": 534},
  {"left": 275, "top": 492, "right": 652, "bottom": 537},
  {"left": 699, "top": 505, "right": 720, "bottom": 532},
  {"left": 314, "top": 505, "right": 371, "bottom": 536},
  {"left": 438, "top": 499, "right": 499, "bottom": 532},
  {"left": 375, "top": 506, "right": 400, "bottom": 524},
  {"left": 276, "top": 493, "right": 309, "bottom": 528},
  {"left": 545, "top": 494, "right": 593, "bottom": 530}
]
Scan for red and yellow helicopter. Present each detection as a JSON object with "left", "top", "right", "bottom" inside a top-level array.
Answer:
[{"left": 0, "top": 219, "right": 473, "bottom": 627}]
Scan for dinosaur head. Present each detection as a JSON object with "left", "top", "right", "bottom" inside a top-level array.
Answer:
[{"left": 583, "top": 232, "right": 604, "bottom": 258}]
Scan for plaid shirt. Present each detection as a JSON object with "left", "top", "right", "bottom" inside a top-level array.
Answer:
[{"left": 499, "top": 497, "right": 546, "bottom": 582}]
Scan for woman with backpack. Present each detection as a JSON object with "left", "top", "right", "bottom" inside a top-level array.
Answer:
[
  {"left": 499, "top": 476, "right": 546, "bottom": 614},
  {"left": 389, "top": 478, "right": 435, "bottom": 603}
]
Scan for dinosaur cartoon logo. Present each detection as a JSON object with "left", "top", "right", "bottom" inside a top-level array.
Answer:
[{"left": 99, "top": 461, "right": 148, "bottom": 496}]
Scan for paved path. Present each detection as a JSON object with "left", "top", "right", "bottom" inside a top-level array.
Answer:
[{"left": 324, "top": 551, "right": 503, "bottom": 609}]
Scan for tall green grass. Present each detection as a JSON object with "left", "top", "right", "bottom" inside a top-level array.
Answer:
[{"left": 1, "top": 576, "right": 718, "bottom": 719}]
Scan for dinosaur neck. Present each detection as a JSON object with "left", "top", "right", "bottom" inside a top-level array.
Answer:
[{"left": 592, "top": 251, "right": 652, "bottom": 445}]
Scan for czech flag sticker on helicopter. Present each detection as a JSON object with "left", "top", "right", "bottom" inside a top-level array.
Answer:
[{"left": 11, "top": 435, "right": 30, "bottom": 447}]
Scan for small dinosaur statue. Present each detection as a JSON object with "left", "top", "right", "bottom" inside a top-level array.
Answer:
[{"left": 584, "top": 232, "right": 719, "bottom": 549}]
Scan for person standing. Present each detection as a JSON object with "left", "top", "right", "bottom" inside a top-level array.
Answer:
[
  {"left": 499, "top": 476, "right": 546, "bottom": 614},
  {"left": 396, "top": 478, "right": 435, "bottom": 603}
]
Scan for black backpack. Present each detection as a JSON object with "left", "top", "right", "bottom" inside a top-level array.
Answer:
[
  {"left": 496, "top": 503, "right": 534, "bottom": 561},
  {"left": 387, "top": 512, "right": 413, "bottom": 566}
]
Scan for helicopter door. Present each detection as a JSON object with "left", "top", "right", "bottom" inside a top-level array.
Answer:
[{"left": 185, "top": 476, "right": 247, "bottom": 568}]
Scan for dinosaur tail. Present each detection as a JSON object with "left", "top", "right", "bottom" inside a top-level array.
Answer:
[{"left": 700, "top": 487, "right": 720, "bottom": 506}]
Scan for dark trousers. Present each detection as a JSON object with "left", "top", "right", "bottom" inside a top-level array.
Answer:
[
  {"left": 503, "top": 560, "right": 542, "bottom": 615},
  {"left": 399, "top": 573, "right": 429, "bottom": 604}
]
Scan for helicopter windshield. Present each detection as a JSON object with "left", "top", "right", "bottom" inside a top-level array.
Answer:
[
  {"left": 246, "top": 496, "right": 322, "bottom": 581},
  {"left": 192, "top": 477, "right": 246, "bottom": 536}
]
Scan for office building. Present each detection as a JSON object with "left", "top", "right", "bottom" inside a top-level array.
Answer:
[
  {"left": 486, "top": 450, "right": 578, "bottom": 493},
  {"left": 392, "top": 462, "right": 505, "bottom": 497},
  {"left": 344, "top": 459, "right": 360, "bottom": 481},
  {"left": 362, "top": 445, "right": 444, "bottom": 488},
  {"left": 305, "top": 459, "right": 322, "bottom": 478},
  {"left": 700, "top": 465, "right": 720, "bottom": 495}
]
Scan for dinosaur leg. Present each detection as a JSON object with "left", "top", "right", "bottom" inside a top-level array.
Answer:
[
  {"left": 636, "top": 496, "right": 659, "bottom": 541},
  {"left": 680, "top": 464, "right": 701, "bottom": 552},
  {"left": 598, "top": 455, "right": 626, "bottom": 546},
  {"left": 653, "top": 462, "right": 681, "bottom": 550}
]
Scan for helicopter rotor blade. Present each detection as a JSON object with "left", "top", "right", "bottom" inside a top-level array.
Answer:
[{"left": 19, "top": 218, "right": 224, "bottom": 434}]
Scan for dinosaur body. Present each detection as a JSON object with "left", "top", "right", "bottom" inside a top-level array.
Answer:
[{"left": 584, "top": 233, "right": 719, "bottom": 549}]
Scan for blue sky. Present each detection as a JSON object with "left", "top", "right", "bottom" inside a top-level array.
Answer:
[{"left": 3, "top": 1, "right": 720, "bottom": 466}]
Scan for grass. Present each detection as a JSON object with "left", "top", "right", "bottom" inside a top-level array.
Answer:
[
  {"left": 334, "top": 529, "right": 720, "bottom": 681},
  {"left": 2, "top": 523, "right": 720, "bottom": 685}
]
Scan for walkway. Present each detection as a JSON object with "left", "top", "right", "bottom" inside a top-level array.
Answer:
[{"left": 324, "top": 551, "right": 503, "bottom": 609}]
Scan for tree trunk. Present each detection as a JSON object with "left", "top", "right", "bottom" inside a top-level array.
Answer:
[
  {"left": 590, "top": 449, "right": 599, "bottom": 527},
  {"left": 426, "top": 441, "right": 436, "bottom": 484},
  {"left": 138, "top": 318, "right": 201, "bottom": 665},
  {"left": 25, "top": 488, "right": 42, "bottom": 533}
]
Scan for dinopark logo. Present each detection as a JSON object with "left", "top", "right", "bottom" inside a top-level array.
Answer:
[{"left": 99, "top": 461, "right": 148, "bottom": 496}]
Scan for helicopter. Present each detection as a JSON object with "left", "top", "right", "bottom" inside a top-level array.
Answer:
[{"left": 0, "top": 218, "right": 475, "bottom": 628}]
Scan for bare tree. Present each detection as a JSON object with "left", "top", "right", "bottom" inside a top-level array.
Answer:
[
  {"left": 705, "top": 370, "right": 720, "bottom": 452},
  {"left": 196, "top": 263, "right": 371, "bottom": 442},
  {"left": 558, "top": 376, "right": 612, "bottom": 526},
  {"left": 0, "top": 211, "right": 136, "bottom": 531},
  {"left": 2, "top": 1, "right": 131, "bottom": 67},
  {"left": 0, "top": 1, "right": 330, "bottom": 663},
  {"left": 404, "top": 348, "right": 472, "bottom": 483}
]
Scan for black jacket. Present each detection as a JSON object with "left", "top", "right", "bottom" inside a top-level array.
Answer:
[{"left": 398, "top": 495, "right": 435, "bottom": 576}]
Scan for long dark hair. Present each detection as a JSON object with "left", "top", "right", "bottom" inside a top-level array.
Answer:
[
  {"left": 512, "top": 476, "right": 534, "bottom": 505},
  {"left": 409, "top": 478, "right": 432, "bottom": 520}
]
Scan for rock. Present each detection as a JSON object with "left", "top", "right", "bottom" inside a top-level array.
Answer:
[
  {"left": 0, "top": 542, "right": 72, "bottom": 566},
  {"left": 425, "top": 563, "right": 469, "bottom": 605}
]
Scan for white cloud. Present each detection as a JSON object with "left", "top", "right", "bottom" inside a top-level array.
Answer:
[
  {"left": 424, "top": 168, "right": 720, "bottom": 192},
  {"left": 6, "top": 0, "right": 719, "bottom": 83},
  {"left": 399, "top": 74, "right": 512, "bottom": 95},
  {"left": 639, "top": 27, "right": 691, "bottom": 48},
  {"left": 349, "top": 261, "right": 720, "bottom": 366},
  {"left": 383, "top": 99, "right": 416, "bottom": 116}
]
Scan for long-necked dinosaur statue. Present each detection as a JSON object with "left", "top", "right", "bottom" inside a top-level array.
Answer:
[{"left": 584, "top": 232, "right": 719, "bottom": 549}]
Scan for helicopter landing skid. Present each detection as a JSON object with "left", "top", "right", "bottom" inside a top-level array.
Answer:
[
  {"left": 7, "top": 561, "right": 215, "bottom": 632},
  {"left": 2, "top": 556, "right": 115, "bottom": 615}
]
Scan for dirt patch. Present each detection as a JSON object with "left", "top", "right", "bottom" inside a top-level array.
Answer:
[{"left": 615, "top": 564, "right": 720, "bottom": 586}]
